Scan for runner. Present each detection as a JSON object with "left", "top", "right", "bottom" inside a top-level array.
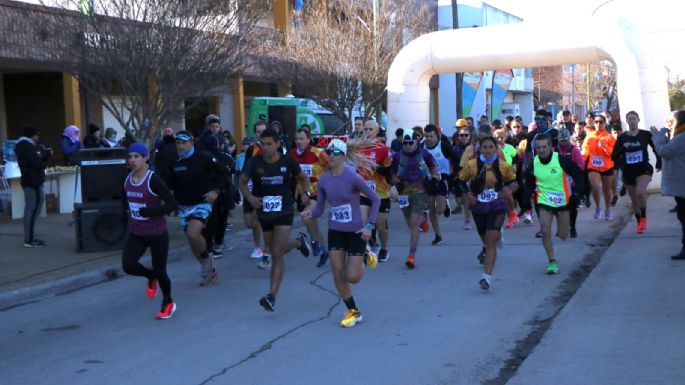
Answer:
[
  {"left": 423, "top": 124, "right": 459, "bottom": 245},
  {"left": 458, "top": 136, "right": 516, "bottom": 290},
  {"left": 612, "top": 111, "right": 662, "bottom": 234},
  {"left": 581, "top": 114, "right": 617, "bottom": 220},
  {"left": 459, "top": 124, "right": 495, "bottom": 229},
  {"left": 243, "top": 121, "right": 269, "bottom": 266},
  {"left": 239, "top": 128, "right": 314, "bottom": 312},
  {"left": 122, "top": 143, "right": 178, "bottom": 319},
  {"left": 391, "top": 131, "right": 438, "bottom": 269},
  {"left": 358, "top": 120, "right": 393, "bottom": 262},
  {"left": 289, "top": 128, "right": 330, "bottom": 267},
  {"left": 495, "top": 128, "right": 521, "bottom": 228},
  {"left": 169, "top": 131, "right": 227, "bottom": 286},
  {"left": 526, "top": 134, "right": 582, "bottom": 275},
  {"left": 556, "top": 129, "right": 585, "bottom": 238},
  {"left": 302, "top": 139, "right": 380, "bottom": 328}
]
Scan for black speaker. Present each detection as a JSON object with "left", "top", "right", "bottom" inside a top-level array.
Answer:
[
  {"left": 78, "top": 148, "right": 128, "bottom": 203},
  {"left": 74, "top": 202, "right": 126, "bottom": 252}
]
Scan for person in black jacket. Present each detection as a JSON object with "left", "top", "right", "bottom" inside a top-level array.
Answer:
[
  {"left": 168, "top": 130, "right": 228, "bottom": 286},
  {"left": 202, "top": 134, "right": 235, "bottom": 258},
  {"left": 15, "top": 126, "right": 49, "bottom": 247},
  {"left": 153, "top": 127, "right": 178, "bottom": 185},
  {"left": 83, "top": 124, "right": 105, "bottom": 149}
]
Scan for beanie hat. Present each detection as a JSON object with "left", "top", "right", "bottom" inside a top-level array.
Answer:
[
  {"left": 326, "top": 139, "right": 347, "bottom": 155},
  {"left": 23, "top": 126, "right": 39, "bottom": 138},
  {"left": 88, "top": 123, "right": 101, "bottom": 135},
  {"left": 128, "top": 142, "right": 149, "bottom": 157}
]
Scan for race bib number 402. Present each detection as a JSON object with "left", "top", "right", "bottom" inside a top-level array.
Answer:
[
  {"left": 330, "top": 204, "right": 352, "bottom": 223},
  {"left": 263, "top": 196, "right": 282, "bottom": 212},
  {"left": 477, "top": 189, "right": 498, "bottom": 203}
]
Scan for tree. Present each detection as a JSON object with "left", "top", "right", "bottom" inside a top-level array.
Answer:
[
  {"left": 274, "top": 0, "right": 431, "bottom": 133},
  {"left": 36, "top": 0, "right": 269, "bottom": 144},
  {"left": 668, "top": 78, "right": 685, "bottom": 110}
]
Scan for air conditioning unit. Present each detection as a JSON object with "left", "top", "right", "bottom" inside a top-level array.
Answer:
[{"left": 500, "top": 103, "right": 520, "bottom": 118}]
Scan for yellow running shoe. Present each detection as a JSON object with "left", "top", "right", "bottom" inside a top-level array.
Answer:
[
  {"left": 364, "top": 247, "right": 378, "bottom": 269},
  {"left": 340, "top": 309, "right": 363, "bottom": 328}
]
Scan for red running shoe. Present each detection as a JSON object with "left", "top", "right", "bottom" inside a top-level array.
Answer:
[
  {"left": 146, "top": 278, "right": 157, "bottom": 299},
  {"left": 405, "top": 254, "right": 416, "bottom": 269},
  {"left": 156, "top": 302, "right": 176, "bottom": 320},
  {"left": 419, "top": 217, "right": 429, "bottom": 233},
  {"left": 637, "top": 217, "right": 648, "bottom": 234}
]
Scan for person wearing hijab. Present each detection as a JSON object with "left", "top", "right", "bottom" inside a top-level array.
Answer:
[{"left": 60, "top": 125, "right": 82, "bottom": 165}]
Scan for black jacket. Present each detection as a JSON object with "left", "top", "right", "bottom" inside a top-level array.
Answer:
[
  {"left": 153, "top": 135, "right": 179, "bottom": 185},
  {"left": 15, "top": 137, "right": 46, "bottom": 188},
  {"left": 83, "top": 134, "right": 104, "bottom": 149},
  {"left": 168, "top": 148, "right": 228, "bottom": 206}
]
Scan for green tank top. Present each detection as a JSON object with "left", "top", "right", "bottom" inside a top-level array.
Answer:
[
  {"left": 533, "top": 152, "right": 571, "bottom": 207},
  {"left": 502, "top": 143, "right": 517, "bottom": 166}
]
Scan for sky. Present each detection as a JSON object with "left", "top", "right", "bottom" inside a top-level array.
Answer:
[{"left": 484, "top": 0, "right": 685, "bottom": 78}]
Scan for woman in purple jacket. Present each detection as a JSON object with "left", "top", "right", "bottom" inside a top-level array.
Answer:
[{"left": 302, "top": 139, "right": 380, "bottom": 328}]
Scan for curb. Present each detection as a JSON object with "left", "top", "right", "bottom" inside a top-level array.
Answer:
[{"left": 0, "top": 216, "right": 305, "bottom": 311}]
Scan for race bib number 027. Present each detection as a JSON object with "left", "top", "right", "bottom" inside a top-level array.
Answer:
[{"left": 263, "top": 196, "right": 282, "bottom": 212}]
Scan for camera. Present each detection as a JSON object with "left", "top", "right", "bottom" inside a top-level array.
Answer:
[{"left": 39, "top": 144, "right": 54, "bottom": 160}]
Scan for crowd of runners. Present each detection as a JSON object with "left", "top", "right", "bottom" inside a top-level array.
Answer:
[{"left": 118, "top": 108, "right": 683, "bottom": 327}]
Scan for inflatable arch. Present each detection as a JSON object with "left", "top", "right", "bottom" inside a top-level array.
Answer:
[{"left": 387, "top": 10, "right": 670, "bottom": 189}]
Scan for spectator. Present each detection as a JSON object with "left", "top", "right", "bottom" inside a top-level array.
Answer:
[
  {"left": 15, "top": 126, "right": 48, "bottom": 248},
  {"left": 83, "top": 124, "right": 105, "bottom": 149},
  {"left": 117, "top": 129, "right": 136, "bottom": 149},
  {"left": 60, "top": 125, "right": 81, "bottom": 166},
  {"left": 103, "top": 127, "right": 118, "bottom": 148},
  {"left": 391, "top": 128, "right": 404, "bottom": 153},
  {"left": 153, "top": 127, "right": 178, "bottom": 185}
]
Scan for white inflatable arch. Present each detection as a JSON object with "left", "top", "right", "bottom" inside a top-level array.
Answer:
[{"left": 387, "top": 11, "right": 669, "bottom": 189}]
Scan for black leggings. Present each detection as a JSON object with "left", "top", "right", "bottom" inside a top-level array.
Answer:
[
  {"left": 122, "top": 232, "right": 172, "bottom": 303},
  {"left": 676, "top": 197, "right": 685, "bottom": 249},
  {"left": 569, "top": 195, "right": 579, "bottom": 229}
]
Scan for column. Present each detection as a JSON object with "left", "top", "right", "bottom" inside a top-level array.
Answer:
[
  {"left": 62, "top": 73, "right": 82, "bottom": 131},
  {"left": 232, "top": 77, "right": 245, "bottom": 151}
]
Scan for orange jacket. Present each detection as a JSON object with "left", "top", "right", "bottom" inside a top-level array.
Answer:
[{"left": 581, "top": 129, "right": 616, "bottom": 172}]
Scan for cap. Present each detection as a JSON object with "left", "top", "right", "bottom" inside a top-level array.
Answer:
[
  {"left": 535, "top": 109, "right": 549, "bottom": 118},
  {"left": 562, "top": 110, "right": 571, "bottom": 116},
  {"left": 455, "top": 118, "right": 468, "bottom": 128},
  {"left": 175, "top": 130, "right": 193, "bottom": 142},
  {"left": 205, "top": 114, "right": 220, "bottom": 125},
  {"left": 161, "top": 127, "right": 174, "bottom": 136},
  {"left": 23, "top": 126, "right": 39, "bottom": 138},
  {"left": 326, "top": 139, "right": 347, "bottom": 155},
  {"left": 558, "top": 128, "right": 571, "bottom": 141},
  {"left": 128, "top": 142, "right": 149, "bottom": 157},
  {"left": 242, "top": 136, "right": 255, "bottom": 145},
  {"left": 492, "top": 119, "right": 502, "bottom": 127}
]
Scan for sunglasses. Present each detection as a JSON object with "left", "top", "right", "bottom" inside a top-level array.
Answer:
[
  {"left": 534, "top": 116, "right": 546, "bottom": 121},
  {"left": 511, "top": 125, "right": 521, "bottom": 129},
  {"left": 594, "top": 120, "right": 606, "bottom": 124},
  {"left": 325, "top": 149, "right": 344, "bottom": 156},
  {"left": 459, "top": 134, "right": 470, "bottom": 137},
  {"left": 403, "top": 140, "right": 415, "bottom": 145}
]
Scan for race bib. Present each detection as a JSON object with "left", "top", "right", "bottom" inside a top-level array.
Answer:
[
  {"left": 300, "top": 164, "right": 313, "bottom": 177},
  {"left": 247, "top": 180, "right": 253, "bottom": 192},
  {"left": 262, "top": 196, "right": 282, "bottom": 212},
  {"left": 128, "top": 202, "right": 148, "bottom": 221},
  {"left": 626, "top": 151, "right": 643, "bottom": 165},
  {"left": 398, "top": 195, "right": 409, "bottom": 208},
  {"left": 365, "top": 181, "right": 376, "bottom": 191},
  {"left": 591, "top": 156, "right": 605, "bottom": 167},
  {"left": 330, "top": 204, "right": 352, "bottom": 223},
  {"left": 477, "top": 188, "right": 498, "bottom": 203},
  {"left": 545, "top": 191, "right": 566, "bottom": 207}
]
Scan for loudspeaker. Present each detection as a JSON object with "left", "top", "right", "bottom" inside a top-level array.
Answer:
[
  {"left": 74, "top": 202, "right": 126, "bottom": 252},
  {"left": 78, "top": 148, "right": 128, "bottom": 203}
]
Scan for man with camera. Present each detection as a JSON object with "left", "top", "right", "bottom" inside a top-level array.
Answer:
[{"left": 15, "top": 126, "right": 51, "bottom": 248}]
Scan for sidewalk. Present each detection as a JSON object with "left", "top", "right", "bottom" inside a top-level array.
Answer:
[{"left": 0, "top": 210, "right": 255, "bottom": 310}]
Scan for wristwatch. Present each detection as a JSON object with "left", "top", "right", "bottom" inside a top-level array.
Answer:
[{"left": 365, "top": 222, "right": 375, "bottom": 230}]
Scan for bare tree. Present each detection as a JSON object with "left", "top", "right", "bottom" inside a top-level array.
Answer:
[
  {"left": 36, "top": 0, "right": 269, "bottom": 144},
  {"left": 275, "top": 0, "right": 431, "bottom": 133}
]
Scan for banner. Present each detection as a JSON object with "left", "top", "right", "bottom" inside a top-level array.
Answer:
[
  {"left": 490, "top": 69, "right": 513, "bottom": 121},
  {"left": 461, "top": 72, "right": 482, "bottom": 118}
]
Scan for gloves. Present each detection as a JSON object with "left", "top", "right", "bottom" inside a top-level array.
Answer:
[{"left": 138, "top": 207, "right": 151, "bottom": 218}]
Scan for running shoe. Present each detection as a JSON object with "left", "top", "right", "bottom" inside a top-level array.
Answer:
[
  {"left": 259, "top": 294, "right": 275, "bottom": 312},
  {"left": 23, "top": 240, "right": 46, "bottom": 248},
  {"left": 200, "top": 268, "right": 219, "bottom": 286},
  {"left": 444, "top": 199, "right": 451, "bottom": 218},
  {"left": 464, "top": 220, "right": 473, "bottom": 230},
  {"left": 211, "top": 248, "right": 224, "bottom": 259},
  {"left": 257, "top": 255, "right": 271, "bottom": 270},
  {"left": 570, "top": 227, "right": 578, "bottom": 238},
  {"left": 452, "top": 205, "right": 462, "bottom": 215},
  {"left": 225, "top": 223, "right": 234, "bottom": 231},
  {"left": 405, "top": 254, "right": 416, "bottom": 269},
  {"left": 340, "top": 308, "right": 363, "bottom": 328},
  {"left": 419, "top": 216, "right": 430, "bottom": 233},
  {"left": 619, "top": 186, "right": 627, "bottom": 197},
  {"left": 156, "top": 302, "right": 177, "bottom": 320},
  {"left": 605, "top": 211, "right": 613, "bottom": 221},
  {"left": 505, "top": 212, "right": 519, "bottom": 228},
  {"left": 546, "top": 260, "right": 559, "bottom": 275},
  {"left": 477, "top": 248, "right": 485, "bottom": 265},
  {"left": 200, "top": 256, "right": 212, "bottom": 278},
  {"left": 637, "top": 217, "right": 647, "bottom": 234},
  {"left": 378, "top": 249, "right": 389, "bottom": 263},
  {"left": 593, "top": 207, "right": 602, "bottom": 220},
  {"left": 523, "top": 210, "right": 533, "bottom": 225},
  {"left": 297, "top": 232, "right": 312, "bottom": 257},
  {"left": 535, "top": 230, "right": 543, "bottom": 238},
  {"left": 585, "top": 196, "right": 592, "bottom": 208},
  {"left": 316, "top": 251, "right": 329, "bottom": 267},
  {"left": 312, "top": 240, "right": 322, "bottom": 257},
  {"left": 671, "top": 249, "right": 685, "bottom": 260},
  {"left": 479, "top": 276, "right": 491, "bottom": 291},
  {"left": 250, "top": 247, "right": 264, "bottom": 259},
  {"left": 146, "top": 278, "right": 157, "bottom": 299},
  {"left": 611, "top": 195, "right": 618, "bottom": 206},
  {"left": 364, "top": 247, "right": 378, "bottom": 269},
  {"left": 431, "top": 235, "right": 443, "bottom": 246}
]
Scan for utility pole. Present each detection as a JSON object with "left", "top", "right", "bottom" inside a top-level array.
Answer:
[
  {"left": 452, "top": 0, "right": 462, "bottom": 118},
  {"left": 571, "top": 64, "right": 575, "bottom": 114},
  {"left": 586, "top": 63, "right": 591, "bottom": 113}
]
